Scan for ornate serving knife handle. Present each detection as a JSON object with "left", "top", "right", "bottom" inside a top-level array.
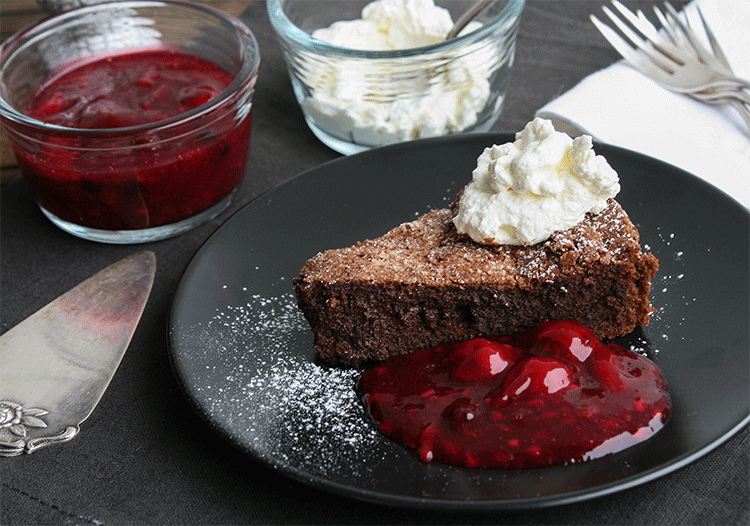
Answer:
[
  {"left": 0, "top": 252, "right": 156, "bottom": 458},
  {"left": 0, "top": 400, "right": 79, "bottom": 457}
]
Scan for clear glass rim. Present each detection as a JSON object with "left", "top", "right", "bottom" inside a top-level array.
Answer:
[
  {"left": 0, "top": 0, "right": 260, "bottom": 135},
  {"left": 267, "top": 0, "right": 525, "bottom": 59}
]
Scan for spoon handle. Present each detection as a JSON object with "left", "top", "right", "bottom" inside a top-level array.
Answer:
[{"left": 446, "top": 0, "right": 500, "bottom": 39}]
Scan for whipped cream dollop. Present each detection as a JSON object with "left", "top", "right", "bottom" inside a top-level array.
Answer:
[
  {"left": 312, "top": 0, "right": 453, "bottom": 50},
  {"left": 304, "top": 0, "right": 490, "bottom": 147},
  {"left": 453, "top": 118, "right": 621, "bottom": 246}
]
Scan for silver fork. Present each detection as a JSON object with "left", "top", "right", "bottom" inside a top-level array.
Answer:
[
  {"left": 657, "top": 3, "right": 750, "bottom": 100},
  {"left": 655, "top": 2, "right": 750, "bottom": 129},
  {"left": 591, "top": 0, "right": 750, "bottom": 129}
]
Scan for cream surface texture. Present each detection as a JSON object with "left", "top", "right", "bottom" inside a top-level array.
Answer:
[
  {"left": 311, "top": 0, "right": 452, "bottom": 50},
  {"left": 453, "top": 118, "right": 621, "bottom": 246},
  {"left": 304, "top": 0, "right": 489, "bottom": 147}
]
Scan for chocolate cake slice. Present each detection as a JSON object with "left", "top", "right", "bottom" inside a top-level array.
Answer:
[{"left": 294, "top": 199, "right": 658, "bottom": 367}]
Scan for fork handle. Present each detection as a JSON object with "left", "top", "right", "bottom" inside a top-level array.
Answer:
[
  {"left": 727, "top": 99, "right": 750, "bottom": 137},
  {"left": 713, "top": 98, "right": 750, "bottom": 137},
  {"left": 729, "top": 77, "right": 750, "bottom": 91},
  {"left": 708, "top": 76, "right": 750, "bottom": 92},
  {"left": 696, "top": 88, "right": 750, "bottom": 106},
  {"left": 696, "top": 93, "right": 750, "bottom": 137}
]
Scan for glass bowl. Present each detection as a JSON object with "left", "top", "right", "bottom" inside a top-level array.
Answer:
[
  {"left": 268, "top": 0, "right": 525, "bottom": 155},
  {"left": 0, "top": 0, "right": 260, "bottom": 244},
  {"left": 35, "top": 0, "right": 114, "bottom": 14}
]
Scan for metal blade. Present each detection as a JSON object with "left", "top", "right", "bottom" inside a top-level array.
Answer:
[{"left": 1, "top": 251, "right": 156, "bottom": 456}]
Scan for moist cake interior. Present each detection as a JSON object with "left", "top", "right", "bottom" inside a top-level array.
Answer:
[{"left": 294, "top": 199, "right": 658, "bottom": 366}]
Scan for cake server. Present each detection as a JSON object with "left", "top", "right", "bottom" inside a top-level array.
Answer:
[{"left": 0, "top": 251, "right": 156, "bottom": 457}]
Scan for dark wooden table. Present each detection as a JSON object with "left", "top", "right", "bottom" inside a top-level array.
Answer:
[{"left": 2, "top": 1, "right": 747, "bottom": 524}]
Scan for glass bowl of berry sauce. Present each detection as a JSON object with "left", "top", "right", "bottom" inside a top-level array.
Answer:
[{"left": 0, "top": 0, "right": 260, "bottom": 243}]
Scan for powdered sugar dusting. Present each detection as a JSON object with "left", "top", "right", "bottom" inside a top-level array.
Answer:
[
  {"left": 172, "top": 292, "right": 386, "bottom": 479},
  {"left": 643, "top": 227, "right": 691, "bottom": 353}
]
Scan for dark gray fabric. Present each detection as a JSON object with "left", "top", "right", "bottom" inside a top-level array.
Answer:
[{"left": 2, "top": 1, "right": 747, "bottom": 524}]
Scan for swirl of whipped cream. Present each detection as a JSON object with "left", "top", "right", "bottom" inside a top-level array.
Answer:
[{"left": 453, "top": 118, "right": 621, "bottom": 246}]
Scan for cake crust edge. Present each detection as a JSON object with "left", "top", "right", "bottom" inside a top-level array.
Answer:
[{"left": 294, "top": 200, "right": 658, "bottom": 367}]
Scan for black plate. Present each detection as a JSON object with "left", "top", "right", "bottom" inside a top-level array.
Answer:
[{"left": 168, "top": 133, "right": 749, "bottom": 510}]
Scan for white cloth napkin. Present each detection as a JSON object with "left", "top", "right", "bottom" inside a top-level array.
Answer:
[{"left": 536, "top": 0, "right": 749, "bottom": 209}]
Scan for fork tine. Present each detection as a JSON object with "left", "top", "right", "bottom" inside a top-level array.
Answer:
[
  {"left": 663, "top": 2, "right": 717, "bottom": 68},
  {"left": 600, "top": 4, "right": 677, "bottom": 73},
  {"left": 592, "top": 0, "right": 750, "bottom": 104},
  {"left": 590, "top": 14, "right": 670, "bottom": 82},
  {"left": 611, "top": 0, "right": 659, "bottom": 37},
  {"left": 610, "top": 0, "right": 688, "bottom": 64},
  {"left": 692, "top": 4, "right": 731, "bottom": 71},
  {"left": 651, "top": 5, "right": 683, "bottom": 47}
]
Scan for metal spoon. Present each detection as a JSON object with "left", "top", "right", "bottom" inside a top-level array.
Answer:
[{"left": 446, "top": 0, "right": 501, "bottom": 39}]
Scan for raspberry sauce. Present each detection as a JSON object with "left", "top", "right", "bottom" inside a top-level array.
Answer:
[
  {"left": 16, "top": 48, "right": 251, "bottom": 230},
  {"left": 358, "top": 320, "right": 671, "bottom": 469}
]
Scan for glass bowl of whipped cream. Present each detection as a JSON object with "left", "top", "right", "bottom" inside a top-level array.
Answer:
[{"left": 268, "top": 0, "right": 525, "bottom": 155}]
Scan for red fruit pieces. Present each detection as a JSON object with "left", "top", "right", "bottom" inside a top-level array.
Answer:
[
  {"left": 358, "top": 320, "right": 671, "bottom": 469},
  {"left": 484, "top": 356, "right": 573, "bottom": 408},
  {"left": 504, "top": 357, "right": 572, "bottom": 397},
  {"left": 440, "top": 398, "right": 479, "bottom": 426},
  {"left": 591, "top": 352, "right": 625, "bottom": 391},
  {"left": 532, "top": 319, "right": 597, "bottom": 362},
  {"left": 27, "top": 49, "right": 233, "bottom": 129},
  {"left": 447, "top": 338, "right": 521, "bottom": 382},
  {"left": 18, "top": 47, "right": 248, "bottom": 230},
  {"left": 179, "top": 85, "right": 222, "bottom": 109}
]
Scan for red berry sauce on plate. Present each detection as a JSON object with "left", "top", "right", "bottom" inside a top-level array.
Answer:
[
  {"left": 358, "top": 320, "right": 671, "bottom": 469},
  {"left": 17, "top": 48, "right": 250, "bottom": 230}
]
